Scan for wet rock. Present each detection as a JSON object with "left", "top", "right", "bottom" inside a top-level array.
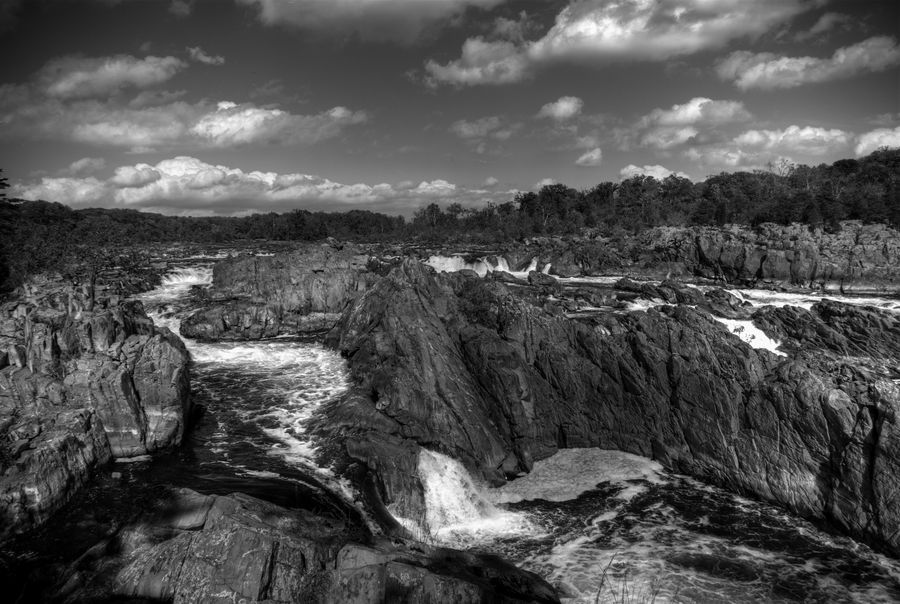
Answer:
[
  {"left": 326, "top": 259, "right": 900, "bottom": 555},
  {"left": 59, "top": 489, "right": 558, "bottom": 604}
]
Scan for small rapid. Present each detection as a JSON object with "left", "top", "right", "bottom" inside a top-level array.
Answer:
[
  {"left": 426, "top": 254, "right": 549, "bottom": 279},
  {"left": 395, "top": 449, "right": 900, "bottom": 603}
]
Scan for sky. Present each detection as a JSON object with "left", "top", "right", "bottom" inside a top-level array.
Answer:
[{"left": 0, "top": 0, "right": 898, "bottom": 216}]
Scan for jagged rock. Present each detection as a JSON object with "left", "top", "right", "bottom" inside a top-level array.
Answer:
[
  {"left": 518, "top": 222, "right": 900, "bottom": 294},
  {"left": 0, "top": 282, "right": 191, "bottom": 538},
  {"left": 59, "top": 489, "right": 558, "bottom": 604},
  {"left": 181, "top": 243, "right": 376, "bottom": 341},
  {"left": 325, "top": 259, "right": 900, "bottom": 554}
]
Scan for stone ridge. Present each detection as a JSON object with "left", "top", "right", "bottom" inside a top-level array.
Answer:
[{"left": 325, "top": 259, "right": 900, "bottom": 555}]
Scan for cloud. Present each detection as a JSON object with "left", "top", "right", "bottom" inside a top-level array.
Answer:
[
  {"left": 425, "top": 38, "right": 529, "bottom": 87},
  {"left": 12, "top": 156, "right": 513, "bottom": 215},
  {"left": 534, "top": 177, "right": 557, "bottom": 188},
  {"left": 190, "top": 102, "right": 367, "bottom": 147},
  {"left": 536, "top": 96, "right": 583, "bottom": 121},
  {"left": 795, "top": 12, "right": 853, "bottom": 41},
  {"left": 633, "top": 97, "right": 751, "bottom": 150},
  {"left": 37, "top": 54, "right": 187, "bottom": 99},
  {"left": 716, "top": 36, "right": 900, "bottom": 90},
  {"left": 684, "top": 124, "right": 855, "bottom": 170},
  {"left": 0, "top": 71, "right": 367, "bottom": 152},
  {"left": 483, "top": 176, "right": 499, "bottom": 187},
  {"left": 238, "top": 0, "right": 505, "bottom": 44},
  {"left": 855, "top": 126, "right": 900, "bottom": 156},
  {"left": 427, "top": 0, "right": 815, "bottom": 87},
  {"left": 65, "top": 157, "right": 106, "bottom": 175},
  {"left": 575, "top": 148, "right": 603, "bottom": 166},
  {"left": 449, "top": 115, "right": 519, "bottom": 153},
  {"left": 639, "top": 97, "right": 752, "bottom": 128},
  {"left": 169, "top": 0, "right": 193, "bottom": 17},
  {"left": 619, "top": 164, "right": 688, "bottom": 180},
  {"left": 187, "top": 46, "right": 225, "bottom": 66}
]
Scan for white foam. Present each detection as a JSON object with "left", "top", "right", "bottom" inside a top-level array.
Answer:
[
  {"left": 625, "top": 298, "right": 666, "bottom": 312},
  {"left": 723, "top": 288, "right": 900, "bottom": 314},
  {"left": 424, "top": 255, "right": 542, "bottom": 279},
  {"left": 492, "top": 449, "right": 665, "bottom": 504},
  {"left": 142, "top": 266, "right": 213, "bottom": 303},
  {"left": 402, "top": 449, "right": 538, "bottom": 548},
  {"left": 712, "top": 317, "right": 787, "bottom": 356}
]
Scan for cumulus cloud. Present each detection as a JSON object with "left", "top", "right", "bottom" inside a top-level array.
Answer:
[
  {"left": 191, "top": 102, "right": 367, "bottom": 147},
  {"left": 187, "top": 46, "right": 225, "bottom": 66},
  {"left": 427, "top": 0, "right": 814, "bottom": 87},
  {"left": 483, "top": 176, "right": 499, "bottom": 187},
  {"left": 716, "top": 36, "right": 900, "bottom": 90},
  {"left": 634, "top": 97, "right": 750, "bottom": 150},
  {"left": 425, "top": 39, "right": 529, "bottom": 87},
  {"left": 534, "top": 177, "right": 557, "bottom": 188},
  {"left": 619, "top": 164, "right": 688, "bottom": 180},
  {"left": 575, "top": 148, "right": 603, "bottom": 166},
  {"left": 0, "top": 74, "right": 367, "bottom": 152},
  {"left": 37, "top": 54, "right": 187, "bottom": 99},
  {"left": 449, "top": 115, "right": 519, "bottom": 153},
  {"left": 238, "top": 0, "right": 504, "bottom": 43},
  {"left": 855, "top": 126, "right": 900, "bottom": 156},
  {"left": 536, "top": 96, "right": 583, "bottom": 121},
  {"left": 12, "top": 156, "right": 513, "bottom": 215},
  {"left": 65, "top": 157, "right": 106, "bottom": 175},
  {"left": 684, "top": 124, "right": 855, "bottom": 171}
]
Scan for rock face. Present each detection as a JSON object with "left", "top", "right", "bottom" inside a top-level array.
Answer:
[
  {"left": 181, "top": 243, "right": 376, "bottom": 340},
  {"left": 60, "top": 488, "right": 557, "bottom": 604},
  {"left": 326, "top": 260, "right": 900, "bottom": 554},
  {"left": 0, "top": 278, "right": 191, "bottom": 538},
  {"left": 522, "top": 222, "right": 900, "bottom": 293}
]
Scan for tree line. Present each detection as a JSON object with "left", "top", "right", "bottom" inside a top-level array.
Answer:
[{"left": 0, "top": 148, "right": 897, "bottom": 293}]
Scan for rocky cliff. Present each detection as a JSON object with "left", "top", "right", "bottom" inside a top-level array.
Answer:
[
  {"left": 324, "top": 260, "right": 900, "bottom": 555},
  {"left": 510, "top": 221, "right": 900, "bottom": 293},
  {"left": 181, "top": 242, "right": 376, "bottom": 340},
  {"left": 0, "top": 278, "right": 191, "bottom": 538}
]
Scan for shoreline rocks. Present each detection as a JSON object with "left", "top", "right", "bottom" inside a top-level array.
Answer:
[
  {"left": 0, "top": 278, "right": 191, "bottom": 539},
  {"left": 323, "top": 260, "right": 900, "bottom": 555}
]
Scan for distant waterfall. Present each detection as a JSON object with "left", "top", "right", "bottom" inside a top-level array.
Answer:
[{"left": 425, "top": 255, "right": 545, "bottom": 280}]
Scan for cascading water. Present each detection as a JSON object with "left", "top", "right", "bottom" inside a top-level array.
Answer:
[
  {"left": 399, "top": 449, "right": 900, "bottom": 603},
  {"left": 425, "top": 254, "right": 544, "bottom": 279}
]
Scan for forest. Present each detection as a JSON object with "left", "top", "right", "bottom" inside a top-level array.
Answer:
[{"left": 1, "top": 148, "right": 897, "bottom": 293}]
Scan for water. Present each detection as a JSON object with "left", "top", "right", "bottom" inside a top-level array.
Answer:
[
  {"left": 5, "top": 262, "right": 900, "bottom": 602},
  {"left": 400, "top": 449, "right": 900, "bottom": 603},
  {"left": 426, "top": 254, "right": 547, "bottom": 279}
]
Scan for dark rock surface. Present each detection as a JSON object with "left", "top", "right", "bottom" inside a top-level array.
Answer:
[
  {"left": 55, "top": 488, "right": 558, "bottom": 604},
  {"left": 516, "top": 222, "right": 900, "bottom": 293},
  {"left": 0, "top": 278, "right": 191, "bottom": 539},
  {"left": 325, "top": 260, "right": 900, "bottom": 554},
  {"left": 181, "top": 243, "right": 376, "bottom": 340}
]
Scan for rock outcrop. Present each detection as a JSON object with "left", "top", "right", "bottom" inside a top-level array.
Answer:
[
  {"left": 53, "top": 488, "right": 558, "bottom": 604},
  {"left": 325, "top": 260, "right": 900, "bottom": 554},
  {"left": 0, "top": 278, "right": 191, "bottom": 538},
  {"left": 515, "top": 222, "right": 900, "bottom": 293},
  {"left": 181, "top": 243, "right": 376, "bottom": 340}
]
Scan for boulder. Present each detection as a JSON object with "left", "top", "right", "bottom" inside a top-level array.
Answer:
[{"left": 58, "top": 489, "right": 558, "bottom": 604}]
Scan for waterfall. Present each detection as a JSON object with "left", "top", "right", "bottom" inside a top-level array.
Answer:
[
  {"left": 424, "top": 255, "right": 543, "bottom": 280},
  {"left": 160, "top": 266, "right": 214, "bottom": 288},
  {"left": 401, "top": 449, "right": 536, "bottom": 548},
  {"left": 712, "top": 317, "right": 786, "bottom": 356}
]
